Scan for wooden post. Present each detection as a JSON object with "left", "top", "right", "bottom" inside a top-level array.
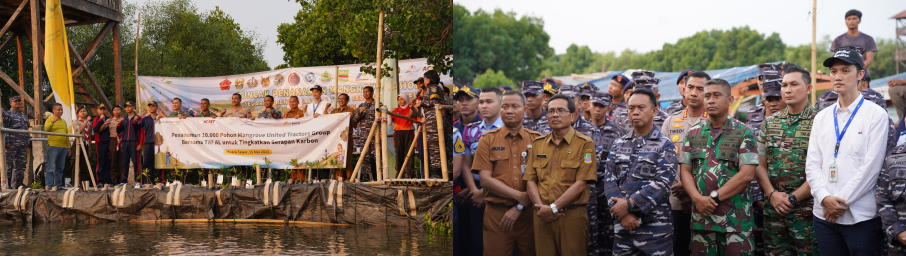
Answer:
[
  {"left": 30, "top": 0, "right": 42, "bottom": 125},
  {"left": 350, "top": 119, "right": 380, "bottom": 180},
  {"left": 434, "top": 107, "right": 449, "bottom": 180},
  {"left": 74, "top": 140, "right": 82, "bottom": 189},
  {"left": 0, "top": 109, "right": 6, "bottom": 188},
  {"left": 810, "top": 0, "right": 817, "bottom": 104},
  {"left": 256, "top": 165, "right": 261, "bottom": 185},
  {"left": 422, "top": 107, "right": 429, "bottom": 180},
  {"left": 79, "top": 141, "right": 97, "bottom": 188},
  {"left": 374, "top": 120, "right": 383, "bottom": 182},
  {"left": 372, "top": 9, "right": 385, "bottom": 183},
  {"left": 113, "top": 23, "right": 123, "bottom": 106},
  {"left": 134, "top": 13, "right": 141, "bottom": 114},
  {"left": 381, "top": 113, "right": 390, "bottom": 181},
  {"left": 16, "top": 34, "right": 25, "bottom": 102},
  {"left": 397, "top": 127, "right": 423, "bottom": 179}
]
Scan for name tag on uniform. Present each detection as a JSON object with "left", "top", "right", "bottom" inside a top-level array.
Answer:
[
  {"left": 491, "top": 147, "right": 505, "bottom": 151},
  {"left": 536, "top": 154, "right": 547, "bottom": 158}
]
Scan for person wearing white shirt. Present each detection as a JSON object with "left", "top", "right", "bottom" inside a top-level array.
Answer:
[
  {"left": 805, "top": 48, "right": 887, "bottom": 255},
  {"left": 304, "top": 85, "right": 331, "bottom": 118}
]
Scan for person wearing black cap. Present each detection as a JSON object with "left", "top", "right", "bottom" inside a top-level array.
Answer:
[
  {"left": 578, "top": 82, "right": 597, "bottom": 121},
  {"left": 521, "top": 81, "right": 550, "bottom": 135},
  {"left": 665, "top": 69, "right": 695, "bottom": 115},
  {"left": 805, "top": 48, "right": 887, "bottom": 256},
  {"left": 92, "top": 104, "right": 113, "bottom": 186},
  {"left": 541, "top": 78, "right": 559, "bottom": 108},
  {"left": 118, "top": 101, "right": 142, "bottom": 184},
  {"left": 451, "top": 84, "right": 483, "bottom": 256},
  {"left": 587, "top": 90, "right": 622, "bottom": 256},
  {"left": 3, "top": 95, "right": 30, "bottom": 188},
  {"left": 608, "top": 75, "right": 631, "bottom": 132},
  {"left": 832, "top": 9, "right": 876, "bottom": 77},
  {"left": 304, "top": 85, "right": 331, "bottom": 118},
  {"left": 138, "top": 101, "right": 164, "bottom": 184},
  {"left": 746, "top": 63, "right": 781, "bottom": 135}
]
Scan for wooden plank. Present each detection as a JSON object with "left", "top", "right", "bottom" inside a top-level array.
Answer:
[
  {"left": 70, "top": 19, "right": 113, "bottom": 78},
  {"left": 0, "top": 68, "right": 35, "bottom": 106},
  {"left": 67, "top": 39, "right": 112, "bottom": 111},
  {"left": 29, "top": 0, "right": 42, "bottom": 123},
  {"left": 16, "top": 34, "right": 24, "bottom": 98},
  {"left": 0, "top": 33, "right": 13, "bottom": 53},
  {"left": 59, "top": 0, "right": 122, "bottom": 22},
  {"left": 113, "top": 22, "right": 121, "bottom": 105},
  {"left": 0, "top": 0, "right": 28, "bottom": 40}
]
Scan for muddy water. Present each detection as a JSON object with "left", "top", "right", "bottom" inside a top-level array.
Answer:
[{"left": 0, "top": 222, "right": 450, "bottom": 256}]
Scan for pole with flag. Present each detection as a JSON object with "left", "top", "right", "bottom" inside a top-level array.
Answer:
[{"left": 45, "top": 0, "right": 78, "bottom": 188}]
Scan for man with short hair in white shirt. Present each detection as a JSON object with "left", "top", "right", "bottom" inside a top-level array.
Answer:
[{"left": 805, "top": 48, "right": 887, "bottom": 255}]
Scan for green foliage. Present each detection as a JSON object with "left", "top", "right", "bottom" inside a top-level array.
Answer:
[
  {"left": 142, "top": 168, "right": 151, "bottom": 184},
  {"left": 424, "top": 201, "right": 452, "bottom": 243},
  {"left": 472, "top": 69, "right": 516, "bottom": 89},
  {"left": 0, "top": 0, "right": 271, "bottom": 108},
  {"left": 452, "top": 4, "right": 553, "bottom": 83},
  {"left": 869, "top": 38, "right": 900, "bottom": 79},
  {"left": 289, "top": 158, "right": 301, "bottom": 168},
  {"left": 30, "top": 180, "right": 42, "bottom": 190},
  {"left": 278, "top": 0, "right": 452, "bottom": 77}
]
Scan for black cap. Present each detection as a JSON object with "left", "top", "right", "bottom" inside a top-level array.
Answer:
[
  {"left": 415, "top": 77, "right": 424, "bottom": 84},
  {"left": 862, "top": 73, "right": 871, "bottom": 83},
  {"left": 310, "top": 85, "right": 323, "bottom": 92},
  {"left": 823, "top": 48, "right": 864, "bottom": 71},
  {"left": 499, "top": 85, "right": 513, "bottom": 92},
  {"left": 677, "top": 69, "right": 695, "bottom": 85},
  {"left": 147, "top": 101, "right": 157, "bottom": 107},
  {"left": 125, "top": 101, "right": 134, "bottom": 107}
]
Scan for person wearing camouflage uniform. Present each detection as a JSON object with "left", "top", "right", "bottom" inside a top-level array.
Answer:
[
  {"left": 352, "top": 86, "right": 381, "bottom": 181},
  {"left": 521, "top": 81, "right": 550, "bottom": 135},
  {"left": 3, "top": 96, "right": 30, "bottom": 188},
  {"left": 167, "top": 97, "right": 194, "bottom": 118},
  {"left": 608, "top": 75, "right": 631, "bottom": 133},
  {"left": 746, "top": 63, "right": 782, "bottom": 133},
  {"left": 420, "top": 70, "right": 454, "bottom": 179},
  {"left": 679, "top": 79, "right": 758, "bottom": 256},
  {"left": 578, "top": 82, "right": 597, "bottom": 121},
  {"left": 877, "top": 142, "right": 906, "bottom": 255},
  {"left": 754, "top": 65, "right": 820, "bottom": 256},
  {"left": 587, "top": 91, "right": 623, "bottom": 256},
  {"left": 603, "top": 89, "right": 677, "bottom": 255}
]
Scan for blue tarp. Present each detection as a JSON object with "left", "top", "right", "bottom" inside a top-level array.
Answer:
[{"left": 870, "top": 71, "right": 906, "bottom": 89}]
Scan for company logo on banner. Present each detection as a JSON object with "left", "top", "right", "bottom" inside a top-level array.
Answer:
[
  {"left": 137, "top": 57, "right": 451, "bottom": 118},
  {"left": 155, "top": 114, "right": 350, "bottom": 169}
]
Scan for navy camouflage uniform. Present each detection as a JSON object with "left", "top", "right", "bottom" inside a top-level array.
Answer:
[
  {"left": 522, "top": 81, "right": 551, "bottom": 135},
  {"left": 3, "top": 96, "right": 30, "bottom": 188},
  {"left": 604, "top": 126, "right": 677, "bottom": 255},
  {"left": 664, "top": 101, "right": 685, "bottom": 116},
  {"left": 588, "top": 91, "right": 623, "bottom": 256},
  {"left": 256, "top": 107, "right": 282, "bottom": 119},
  {"left": 877, "top": 142, "right": 906, "bottom": 255},
  {"left": 420, "top": 82, "right": 454, "bottom": 178},
  {"left": 352, "top": 100, "right": 383, "bottom": 179}
]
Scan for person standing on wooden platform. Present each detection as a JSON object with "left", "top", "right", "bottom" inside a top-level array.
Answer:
[{"left": 3, "top": 95, "right": 30, "bottom": 188}]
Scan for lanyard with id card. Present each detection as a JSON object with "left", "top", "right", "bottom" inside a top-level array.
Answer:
[{"left": 830, "top": 98, "right": 864, "bottom": 182}]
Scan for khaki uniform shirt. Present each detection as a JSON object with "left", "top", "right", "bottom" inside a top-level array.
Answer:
[
  {"left": 524, "top": 128, "right": 597, "bottom": 206},
  {"left": 472, "top": 127, "right": 541, "bottom": 205},
  {"left": 332, "top": 105, "right": 355, "bottom": 114},
  {"left": 222, "top": 106, "right": 249, "bottom": 118},
  {"left": 661, "top": 108, "right": 708, "bottom": 210}
]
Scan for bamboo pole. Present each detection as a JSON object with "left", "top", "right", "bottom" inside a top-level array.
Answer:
[
  {"left": 374, "top": 120, "right": 383, "bottom": 182},
  {"left": 350, "top": 119, "right": 380, "bottom": 180},
  {"left": 74, "top": 140, "right": 82, "bottom": 189},
  {"left": 397, "top": 127, "right": 423, "bottom": 179},
  {"left": 434, "top": 107, "right": 448, "bottom": 180},
  {"left": 382, "top": 109, "right": 422, "bottom": 124},
  {"left": 135, "top": 13, "right": 141, "bottom": 114},
  {"left": 810, "top": 0, "right": 817, "bottom": 104},
  {"left": 381, "top": 113, "right": 390, "bottom": 182},
  {"left": 422, "top": 108, "right": 429, "bottom": 180},
  {"left": 79, "top": 141, "right": 97, "bottom": 188}
]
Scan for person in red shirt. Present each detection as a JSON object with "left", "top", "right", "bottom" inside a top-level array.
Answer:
[{"left": 393, "top": 94, "right": 417, "bottom": 177}]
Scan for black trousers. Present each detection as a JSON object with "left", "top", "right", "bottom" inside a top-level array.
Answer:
[
  {"left": 142, "top": 144, "right": 158, "bottom": 184},
  {"left": 394, "top": 130, "right": 415, "bottom": 177},
  {"left": 95, "top": 141, "right": 111, "bottom": 185}
]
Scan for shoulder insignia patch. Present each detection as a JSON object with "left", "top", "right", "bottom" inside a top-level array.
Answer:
[
  {"left": 454, "top": 137, "right": 465, "bottom": 154},
  {"left": 584, "top": 153, "right": 592, "bottom": 164}
]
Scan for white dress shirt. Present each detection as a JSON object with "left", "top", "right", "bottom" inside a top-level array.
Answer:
[
  {"left": 305, "top": 98, "right": 331, "bottom": 117},
  {"left": 805, "top": 93, "right": 888, "bottom": 225}
]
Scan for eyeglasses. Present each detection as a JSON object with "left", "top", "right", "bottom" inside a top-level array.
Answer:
[{"left": 547, "top": 108, "right": 572, "bottom": 116}]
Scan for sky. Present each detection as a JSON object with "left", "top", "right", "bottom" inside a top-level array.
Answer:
[
  {"left": 129, "top": 0, "right": 303, "bottom": 68},
  {"left": 457, "top": 0, "right": 905, "bottom": 55}
]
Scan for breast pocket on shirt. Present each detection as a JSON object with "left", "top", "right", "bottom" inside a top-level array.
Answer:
[
  {"left": 560, "top": 160, "right": 580, "bottom": 183},
  {"left": 633, "top": 153, "right": 659, "bottom": 179},
  {"left": 532, "top": 158, "right": 549, "bottom": 179},
  {"left": 843, "top": 133, "right": 868, "bottom": 159}
]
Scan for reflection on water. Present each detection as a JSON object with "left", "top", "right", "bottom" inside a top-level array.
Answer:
[{"left": 0, "top": 222, "right": 450, "bottom": 256}]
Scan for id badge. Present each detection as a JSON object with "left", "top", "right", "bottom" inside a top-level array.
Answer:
[
  {"left": 828, "top": 159, "right": 838, "bottom": 182},
  {"left": 521, "top": 164, "right": 526, "bottom": 177}
]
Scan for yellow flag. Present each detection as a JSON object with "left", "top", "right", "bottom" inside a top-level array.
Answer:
[{"left": 44, "top": 0, "right": 75, "bottom": 127}]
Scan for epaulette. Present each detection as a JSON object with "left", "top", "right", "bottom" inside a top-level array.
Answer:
[
  {"left": 466, "top": 120, "right": 482, "bottom": 126},
  {"left": 574, "top": 131, "right": 593, "bottom": 142},
  {"left": 533, "top": 133, "right": 551, "bottom": 143}
]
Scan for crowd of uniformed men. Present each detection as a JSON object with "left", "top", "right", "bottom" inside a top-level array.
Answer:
[{"left": 449, "top": 33, "right": 906, "bottom": 257}]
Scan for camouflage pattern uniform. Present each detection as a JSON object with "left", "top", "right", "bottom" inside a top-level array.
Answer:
[
  {"left": 352, "top": 100, "right": 382, "bottom": 178},
  {"left": 604, "top": 127, "right": 677, "bottom": 256},
  {"left": 420, "top": 82, "right": 454, "bottom": 178},
  {"left": 256, "top": 107, "right": 282, "bottom": 119},
  {"left": 167, "top": 109, "right": 194, "bottom": 118},
  {"left": 522, "top": 82, "right": 551, "bottom": 135},
  {"left": 662, "top": 107, "right": 708, "bottom": 255},
  {"left": 610, "top": 101, "right": 628, "bottom": 135},
  {"left": 620, "top": 74, "right": 669, "bottom": 133},
  {"left": 587, "top": 91, "right": 622, "bottom": 256},
  {"left": 756, "top": 106, "right": 820, "bottom": 256},
  {"left": 617, "top": 108, "right": 668, "bottom": 135},
  {"left": 3, "top": 97, "right": 30, "bottom": 188},
  {"left": 679, "top": 117, "right": 759, "bottom": 256},
  {"left": 877, "top": 142, "right": 906, "bottom": 255},
  {"left": 664, "top": 101, "right": 685, "bottom": 116}
]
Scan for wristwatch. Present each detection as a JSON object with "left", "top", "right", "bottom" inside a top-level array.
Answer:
[
  {"left": 789, "top": 194, "right": 798, "bottom": 205},
  {"left": 516, "top": 203, "right": 524, "bottom": 211},
  {"left": 710, "top": 190, "right": 720, "bottom": 203},
  {"left": 550, "top": 203, "right": 559, "bottom": 214}
]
